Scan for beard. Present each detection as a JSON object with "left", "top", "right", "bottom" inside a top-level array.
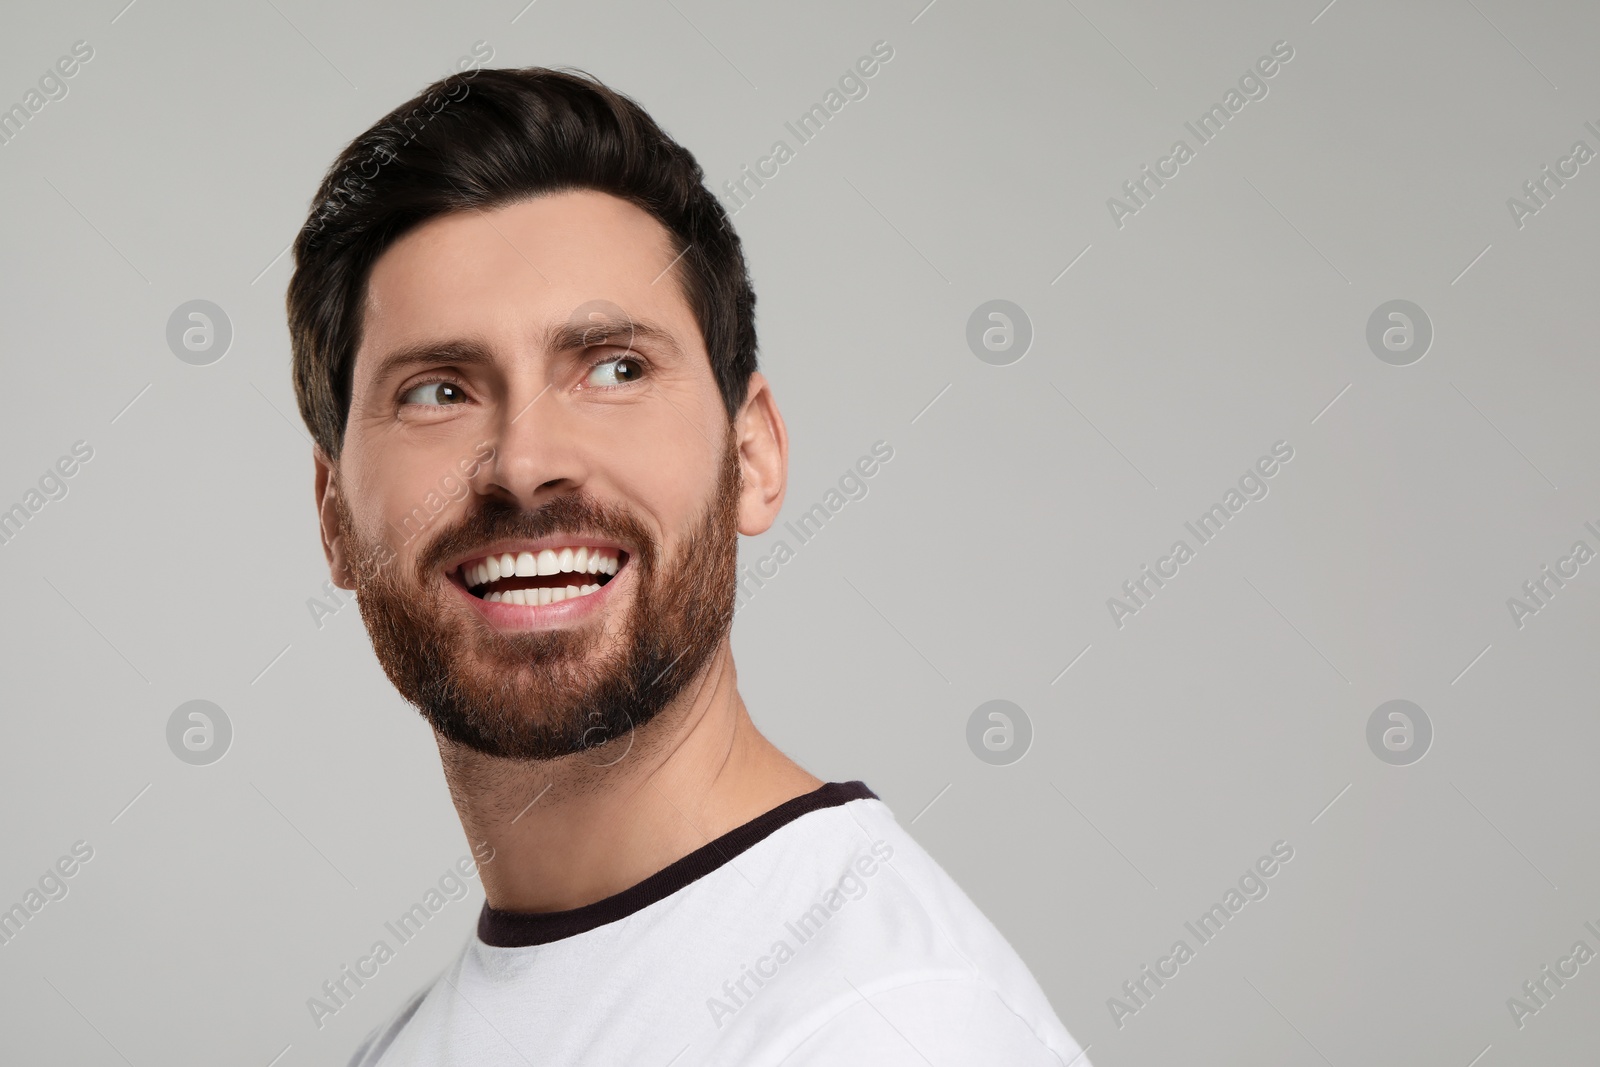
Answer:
[{"left": 334, "top": 435, "right": 741, "bottom": 762}]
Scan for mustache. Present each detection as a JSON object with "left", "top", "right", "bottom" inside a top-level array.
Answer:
[{"left": 416, "top": 492, "right": 659, "bottom": 576}]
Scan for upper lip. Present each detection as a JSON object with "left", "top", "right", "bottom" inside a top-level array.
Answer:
[{"left": 443, "top": 536, "right": 631, "bottom": 577}]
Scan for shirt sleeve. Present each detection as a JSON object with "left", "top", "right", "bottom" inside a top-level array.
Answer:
[{"left": 770, "top": 977, "right": 1090, "bottom": 1067}]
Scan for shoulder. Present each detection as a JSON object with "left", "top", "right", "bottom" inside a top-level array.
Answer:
[
  {"left": 755, "top": 974, "right": 1091, "bottom": 1067},
  {"left": 801, "top": 797, "right": 1059, "bottom": 998},
  {"left": 709, "top": 798, "right": 1088, "bottom": 1066},
  {"left": 345, "top": 984, "right": 429, "bottom": 1067}
]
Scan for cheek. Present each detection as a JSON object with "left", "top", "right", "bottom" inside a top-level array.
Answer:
[
  {"left": 608, "top": 454, "right": 704, "bottom": 540},
  {"left": 587, "top": 402, "right": 724, "bottom": 520},
  {"left": 346, "top": 450, "right": 463, "bottom": 544}
]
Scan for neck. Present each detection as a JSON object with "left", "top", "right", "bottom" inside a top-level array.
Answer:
[{"left": 437, "top": 639, "right": 822, "bottom": 914}]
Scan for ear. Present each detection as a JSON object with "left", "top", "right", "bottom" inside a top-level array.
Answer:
[
  {"left": 733, "top": 371, "right": 787, "bottom": 537},
  {"left": 314, "top": 446, "right": 356, "bottom": 590}
]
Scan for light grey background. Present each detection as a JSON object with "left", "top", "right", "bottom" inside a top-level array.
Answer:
[{"left": 2, "top": 0, "right": 1597, "bottom": 1064}]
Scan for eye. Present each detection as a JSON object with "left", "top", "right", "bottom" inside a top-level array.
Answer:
[
  {"left": 401, "top": 380, "right": 468, "bottom": 407},
  {"left": 586, "top": 354, "right": 646, "bottom": 388}
]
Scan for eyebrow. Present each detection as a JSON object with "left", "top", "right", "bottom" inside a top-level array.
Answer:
[
  {"left": 373, "top": 338, "right": 496, "bottom": 382},
  {"left": 371, "top": 315, "right": 685, "bottom": 382},
  {"left": 541, "top": 315, "right": 685, "bottom": 361}
]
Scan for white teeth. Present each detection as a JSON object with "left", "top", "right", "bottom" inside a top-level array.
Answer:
[
  {"left": 465, "top": 548, "right": 621, "bottom": 589},
  {"left": 483, "top": 581, "right": 606, "bottom": 605}
]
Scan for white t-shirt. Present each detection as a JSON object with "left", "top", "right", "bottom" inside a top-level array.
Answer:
[{"left": 349, "top": 782, "right": 1091, "bottom": 1066}]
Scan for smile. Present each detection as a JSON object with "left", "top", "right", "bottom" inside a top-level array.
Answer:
[{"left": 454, "top": 545, "right": 625, "bottom": 606}]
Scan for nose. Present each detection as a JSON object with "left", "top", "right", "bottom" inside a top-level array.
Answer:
[{"left": 471, "top": 383, "right": 588, "bottom": 510}]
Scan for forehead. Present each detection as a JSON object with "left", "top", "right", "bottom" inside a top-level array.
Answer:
[{"left": 356, "top": 189, "right": 698, "bottom": 372}]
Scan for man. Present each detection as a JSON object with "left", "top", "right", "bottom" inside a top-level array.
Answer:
[{"left": 289, "top": 66, "right": 1089, "bottom": 1065}]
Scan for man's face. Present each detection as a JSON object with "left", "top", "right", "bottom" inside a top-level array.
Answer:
[{"left": 325, "top": 190, "right": 743, "bottom": 761}]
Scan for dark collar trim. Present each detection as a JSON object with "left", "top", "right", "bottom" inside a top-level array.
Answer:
[{"left": 477, "top": 780, "right": 877, "bottom": 948}]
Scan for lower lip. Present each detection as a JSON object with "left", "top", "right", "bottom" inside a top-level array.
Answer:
[{"left": 451, "top": 563, "right": 626, "bottom": 630}]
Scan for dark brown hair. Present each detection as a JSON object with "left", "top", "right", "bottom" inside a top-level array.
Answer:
[{"left": 287, "top": 67, "right": 757, "bottom": 460}]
